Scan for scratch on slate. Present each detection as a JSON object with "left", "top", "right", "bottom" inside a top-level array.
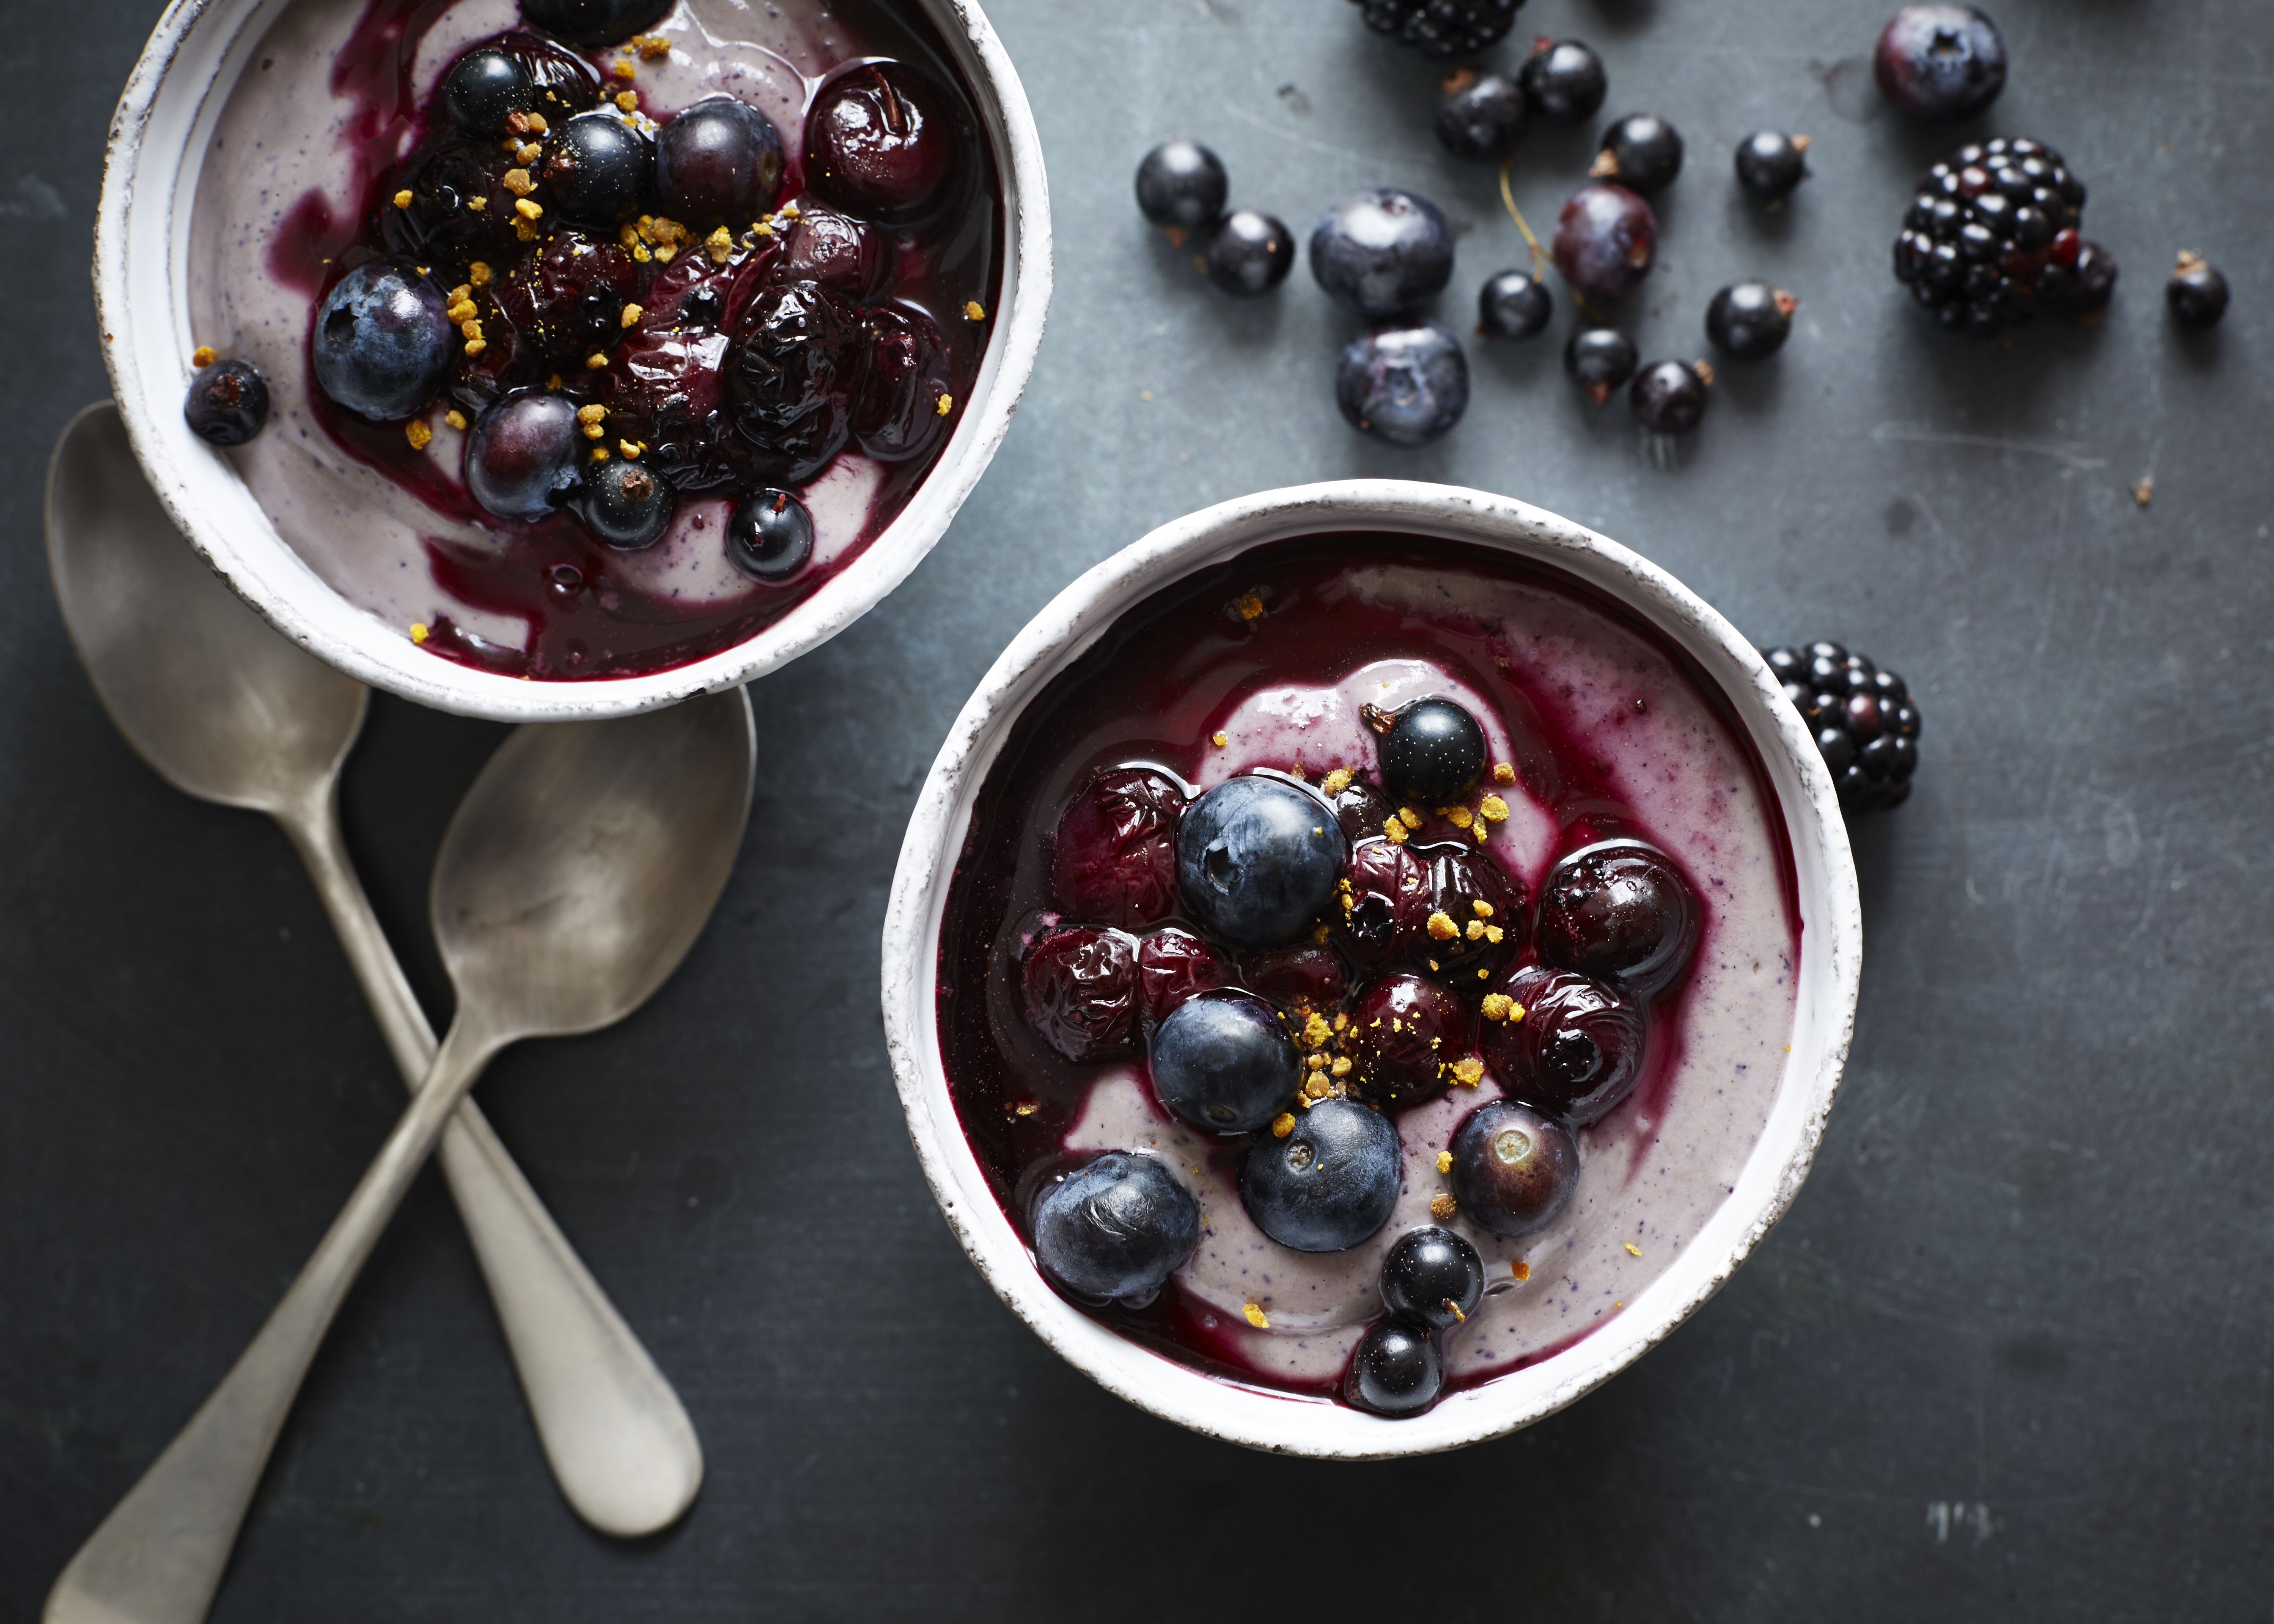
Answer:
[{"left": 1871, "top": 422, "right": 2106, "bottom": 470}]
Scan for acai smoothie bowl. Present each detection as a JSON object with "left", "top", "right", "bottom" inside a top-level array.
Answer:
[
  {"left": 882, "top": 482, "right": 1860, "bottom": 1457},
  {"left": 96, "top": 0, "right": 1048, "bottom": 719}
]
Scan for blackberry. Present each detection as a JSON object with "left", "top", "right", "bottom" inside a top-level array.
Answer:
[
  {"left": 1349, "top": 0, "right": 1524, "bottom": 58},
  {"left": 2166, "top": 251, "right": 2230, "bottom": 329},
  {"left": 1891, "top": 137, "right": 2090, "bottom": 336},
  {"left": 1762, "top": 642, "right": 1920, "bottom": 815}
]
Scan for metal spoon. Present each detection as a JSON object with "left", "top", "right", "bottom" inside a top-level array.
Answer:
[{"left": 41, "top": 406, "right": 736, "bottom": 1564}]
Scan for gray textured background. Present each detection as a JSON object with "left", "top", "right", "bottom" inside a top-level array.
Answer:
[{"left": 5, "top": 0, "right": 2271, "bottom": 1617}]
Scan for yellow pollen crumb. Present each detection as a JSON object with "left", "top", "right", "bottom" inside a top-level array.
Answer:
[
  {"left": 612, "top": 58, "right": 636, "bottom": 80},
  {"left": 1013, "top": 1100, "right": 1038, "bottom": 1117},
  {"left": 1302, "top": 1012, "right": 1332, "bottom": 1048},
  {"left": 469, "top": 261, "right": 493, "bottom": 286},
  {"left": 502, "top": 168, "right": 535, "bottom": 196},
  {"left": 586, "top": 352, "right": 609, "bottom": 369},
  {"left": 444, "top": 409, "right": 467, "bottom": 431},
  {"left": 632, "top": 243, "right": 654, "bottom": 263},
  {"left": 463, "top": 337, "right": 487, "bottom": 356},
  {"left": 190, "top": 345, "right": 217, "bottom": 367},
  {"left": 404, "top": 418, "right": 432, "bottom": 450},
  {"left": 1332, "top": 1011, "right": 1350, "bottom": 1031},
  {"left": 1321, "top": 767, "right": 1353, "bottom": 795},
  {"left": 615, "top": 90, "right": 639, "bottom": 112},
  {"left": 621, "top": 302, "right": 643, "bottom": 327},
  {"left": 1479, "top": 794, "right": 1509, "bottom": 822},
  {"left": 1480, "top": 993, "right": 1514, "bottom": 1022},
  {"left": 1383, "top": 817, "right": 1409, "bottom": 844},
  {"left": 1233, "top": 591, "right": 1265, "bottom": 621},
  {"left": 1471, "top": 900, "right": 1494, "bottom": 918},
  {"left": 590, "top": 447, "right": 608, "bottom": 461},
  {"left": 393, "top": 188, "right": 413, "bottom": 208},
  {"left": 1446, "top": 1301, "right": 1466, "bottom": 1324},
  {"left": 1426, "top": 910, "right": 1458, "bottom": 941},
  {"left": 459, "top": 318, "right": 483, "bottom": 340},
  {"left": 1465, "top": 919, "right": 1485, "bottom": 941},
  {"left": 446, "top": 300, "right": 477, "bottom": 324},
  {"left": 1307, "top": 1051, "right": 1329, "bottom": 1070},
  {"left": 515, "top": 198, "right": 544, "bottom": 221},
  {"left": 515, "top": 142, "right": 541, "bottom": 165},
  {"left": 1429, "top": 1193, "right": 1458, "bottom": 1221},
  {"left": 2130, "top": 475, "right": 2154, "bottom": 508},
  {"left": 1394, "top": 807, "right": 1420, "bottom": 828},
  {"left": 1312, "top": 923, "right": 1331, "bottom": 944},
  {"left": 1434, "top": 1150, "right": 1453, "bottom": 1174},
  {"left": 547, "top": 373, "right": 563, "bottom": 390},
  {"left": 1302, "top": 1075, "right": 1331, "bottom": 1101},
  {"left": 1624, "top": 1242, "right": 1642, "bottom": 1256},
  {"left": 1243, "top": 1303, "right": 1270, "bottom": 1329},
  {"left": 1450, "top": 1057, "right": 1484, "bottom": 1088},
  {"left": 1485, "top": 924, "right": 1504, "bottom": 944},
  {"left": 964, "top": 299, "right": 986, "bottom": 321},
  {"left": 582, "top": 422, "right": 606, "bottom": 440},
  {"left": 577, "top": 403, "right": 607, "bottom": 424},
  {"left": 448, "top": 283, "right": 472, "bottom": 302},
  {"left": 705, "top": 224, "right": 734, "bottom": 263},
  {"left": 525, "top": 112, "right": 548, "bottom": 133},
  {"left": 1472, "top": 821, "right": 1489, "bottom": 844},
  {"left": 935, "top": 392, "right": 953, "bottom": 416},
  {"left": 1330, "top": 1056, "right": 1351, "bottom": 1077},
  {"left": 1445, "top": 805, "right": 1474, "bottom": 829},
  {"left": 1493, "top": 762, "right": 1515, "bottom": 784},
  {"left": 1512, "top": 1260, "right": 1531, "bottom": 1281},
  {"left": 620, "top": 439, "right": 643, "bottom": 458},
  {"left": 409, "top": 621, "right": 428, "bottom": 644},
  {"left": 782, "top": 202, "right": 801, "bottom": 218},
  {"left": 633, "top": 32, "right": 670, "bottom": 57},
  {"left": 1271, "top": 1112, "right": 1295, "bottom": 1138}
]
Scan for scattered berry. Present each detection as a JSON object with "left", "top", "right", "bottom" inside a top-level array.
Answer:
[
  {"left": 543, "top": 111, "right": 654, "bottom": 225},
  {"left": 1348, "top": 0, "right": 1523, "bottom": 59},
  {"left": 772, "top": 206, "right": 886, "bottom": 301},
  {"left": 1021, "top": 926, "right": 1138, "bottom": 1062},
  {"left": 464, "top": 392, "right": 583, "bottom": 519},
  {"left": 1535, "top": 839, "right": 1699, "bottom": 995},
  {"left": 655, "top": 96, "right": 785, "bottom": 227},
  {"left": 1734, "top": 131, "right": 1810, "bottom": 202},
  {"left": 183, "top": 358, "right": 269, "bottom": 446},
  {"left": 1380, "top": 1225, "right": 1485, "bottom": 1329},
  {"left": 1590, "top": 114, "right": 1683, "bottom": 196},
  {"left": 1135, "top": 929, "right": 1233, "bottom": 1029},
  {"left": 311, "top": 260, "right": 453, "bottom": 420},
  {"left": 1239, "top": 1095, "right": 1401, "bottom": 1252},
  {"left": 1134, "top": 139, "right": 1228, "bottom": 231},
  {"left": 441, "top": 47, "right": 535, "bottom": 133},
  {"left": 2042, "top": 238, "right": 2118, "bottom": 317},
  {"left": 1032, "top": 1152, "right": 1201, "bottom": 1308},
  {"left": 1481, "top": 965, "right": 1645, "bottom": 1124},
  {"left": 1762, "top": 642, "right": 1920, "bottom": 814},
  {"left": 1203, "top": 209, "right": 1295, "bottom": 295},
  {"left": 1334, "top": 837, "right": 1522, "bottom": 979},
  {"left": 1552, "top": 183, "right": 1656, "bottom": 303},
  {"left": 1175, "top": 774, "right": 1347, "bottom": 949},
  {"left": 516, "top": 0, "right": 673, "bottom": 49},
  {"left": 1565, "top": 326, "right": 1637, "bottom": 404},
  {"left": 1051, "top": 768, "right": 1187, "bottom": 929},
  {"left": 1347, "top": 972, "right": 1467, "bottom": 1108},
  {"left": 1629, "top": 359, "right": 1711, "bottom": 434},
  {"left": 1705, "top": 282, "right": 1796, "bottom": 359},
  {"left": 1366, "top": 696, "right": 1485, "bottom": 805},
  {"left": 1310, "top": 188, "right": 1455, "bottom": 317},
  {"left": 725, "top": 487, "right": 815, "bottom": 580},
  {"left": 805, "top": 61, "right": 964, "bottom": 226},
  {"left": 723, "top": 280, "right": 868, "bottom": 483},
  {"left": 1874, "top": 4, "right": 2006, "bottom": 122},
  {"left": 1892, "top": 138, "right": 2089, "bottom": 335},
  {"left": 1151, "top": 988, "right": 1301, "bottom": 1133},
  {"left": 1345, "top": 1317, "right": 1444, "bottom": 1415},
  {"left": 1336, "top": 323, "right": 1469, "bottom": 447},
  {"left": 1478, "top": 270, "right": 1552, "bottom": 340},
  {"left": 1518, "top": 38, "right": 1606, "bottom": 124},
  {"left": 1243, "top": 943, "right": 1350, "bottom": 1015},
  {"left": 1449, "top": 1098, "right": 1579, "bottom": 1238},
  {"left": 581, "top": 456, "right": 675, "bottom": 548},
  {"left": 1326, "top": 774, "right": 1396, "bottom": 843},
  {"left": 2166, "top": 252, "right": 2230, "bottom": 329},
  {"left": 1436, "top": 70, "right": 1528, "bottom": 162}
]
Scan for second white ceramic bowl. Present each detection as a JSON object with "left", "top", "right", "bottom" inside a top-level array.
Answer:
[{"left": 882, "top": 480, "right": 1862, "bottom": 1459}]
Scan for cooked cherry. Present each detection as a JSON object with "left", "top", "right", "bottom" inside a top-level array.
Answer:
[
  {"left": 1049, "top": 768, "right": 1186, "bottom": 928},
  {"left": 1534, "top": 839, "right": 1699, "bottom": 996},
  {"left": 1135, "top": 929, "right": 1232, "bottom": 1029},
  {"left": 770, "top": 206, "right": 886, "bottom": 300},
  {"left": 1449, "top": 1098, "right": 1579, "bottom": 1238},
  {"left": 1021, "top": 926, "right": 1137, "bottom": 1063},
  {"left": 723, "top": 280, "right": 868, "bottom": 483},
  {"left": 1480, "top": 965, "right": 1645, "bottom": 1124},
  {"left": 1327, "top": 775, "right": 1395, "bottom": 842},
  {"left": 1347, "top": 972, "right": 1467, "bottom": 1108},
  {"left": 853, "top": 304, "right": 951, "bottom": 462},
  {"left": 805, "top": 60, "right": 965, "bottom": 226},
  {"left": 1241, "top": 944, "right": 1349, "bottom": 1015},
  {"left": 464, "top": 391, "right": 582, "bottom": 519}
]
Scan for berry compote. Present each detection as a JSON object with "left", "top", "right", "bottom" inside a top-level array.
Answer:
[
  {"left": 187, "top": 0, "right": 1001, "bottom": 679},
  {"left": 934, "top": 535, "right": 1803, "bottom": 1416}
]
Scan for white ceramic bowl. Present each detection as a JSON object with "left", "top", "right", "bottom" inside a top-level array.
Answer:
[
  {"left": 882, "top": 480, "right": 1862, "bottom": 1459},
  {"left": 95, "top": 0, "right": 1050, "bottom": 722}
]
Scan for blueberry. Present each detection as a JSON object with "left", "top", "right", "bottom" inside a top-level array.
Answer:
[
  {"left": 1238, "top": 1095, "right": 1401, "bottom": 1252},
  {"left": 1705, "top": 282, "right": 1796, "bottom": 360},
  {"left": 1480, "top": 965, "right": 1645, "bottom": 1124},
  {"left": 656, "top": 96, "right": 785, "bottom": 227},
  {"left": 1134, "top": 139, "right": 1227, "bottom": 231},
  {"left": 1629, "top": 359, "right": 1711, "bottom": 434},
  {"left": 1022, "top": 926, "right": 1138, "bottom": 1063},
  {"left": 1552, "top": 184, "right": 1656, "bottom": 304},
  {"left": 1366, "top": 696, "right": 1485, "bottom": 805},
  {"left": 1345, "top": 1317, "right": 1443, "bottom": 1416},
  {"left": 442, "top": 48, "right": 535, "bottom": 133},
  {"left": 518, "top": 0, "right": 671, "bottom": 47},
  {"left": 1309, "top": 188, "right": 1454, "bottom": 318},
  {"left": 1380, "top": 1225, "right": 1484, "bottom": 1329},
  {"left": 1478, "top": 270, "right": 1552, "bottom": 341},
  {"left": 1202, "top": 209, "right": 1295, "bottom": 296},
  {"left": 1874, "top": 4, "right": 2006, "bottom": 122},
  {"left": 1591, "top": 114, "right": 1683, "bottom": 196},
  {"left": 2167, "top": 252, "right": 2229, "bottom": 329},
  {"left": 1734, "top": 131, "right": 1810, "bottom": 202},
  {"left": 1174, "top": 774, "right": 1346, "bottom": 950},
  {"left": 1565, "top": 326, "right": 1637, "bottom": 404},
  {"left": 311, "top": 260, "right": 453, "bottom": 420},
  {"left": 581, "top": 456, "right": 674, "bottom": 548},
  {"left": 1050, "top": 768, "right": 1186, "bottom": 929},
  {"left": 1450, "top": 1099, "right": 1579, "bottom": 1239},
  {"left": 1535, "top": 839, "right": 1700, "bottom": 996},
  {"left": 1031, "top": 1152, "right": 1201, "bottom": 1308},
  {"left": 1347, "top": 973, "right": 1467, "bottom": 1109},
  {"left": 805, "top": 61, "right": 966, "bottom": 227},
  {"left": 1518, "top": 38, "right": 1606, "bottom": 125},
  {"left": 1435, "top": 70, "right": 1527, "bottom": 163},
  {"left": 183, "top": 358, "right": 269, "bottom": 446},
  {"left": 464, "top": 392, "right": 583, "bottom": 519},
  {"left": 1150, "top": 988, "right": 1300, "bottom": 1133},
  {"left": 543, "top": 111, "right": 653, "bottom": 225},
  {"left": 1336, "top": 324, "right": 1468, "bottom": 447},
  {"left": 725, "top": 487, "right": 815, "bottom": 580}
]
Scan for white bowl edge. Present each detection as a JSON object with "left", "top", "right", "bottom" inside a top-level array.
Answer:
[{"left": 880, "top": 479, "right": 1862, "bottom": 1460}]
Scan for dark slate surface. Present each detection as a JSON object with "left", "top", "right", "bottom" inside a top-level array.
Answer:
[{"left": 4, "top": 0, "right": 2269, "bottom": 1617}]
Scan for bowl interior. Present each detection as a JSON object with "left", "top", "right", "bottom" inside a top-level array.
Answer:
[
  {"left": 882, "top": 480, "right": 1860, "bottom": 1459},
  {"left": 96, "top": 0, "right": 1049, "bottom": 721}
]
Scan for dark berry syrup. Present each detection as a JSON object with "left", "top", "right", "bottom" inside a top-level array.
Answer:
[{"left": 934, "top": 533, "right": 1802, "bottom": 1401}]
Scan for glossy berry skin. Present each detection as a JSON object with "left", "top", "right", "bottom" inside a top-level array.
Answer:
[
  {"left": 1345, "top": 1317, "right": 1443, "bottom": 1416},
  {"left": 724, "top": 280, "right": 867, "bottom": 483},
  {"left": 1553, "top": 184, "right": 1656, "bottom": 303},
  {"left": 1175, "top": 775, "right": 1347, "bottom": 949},
  {"left": 1482, "top": 965, "right": 1645, "bottom": 1124},
  {"left": 1021, "top": 927, "right": 1137, "bottom": 1063},
  {"left": 773, "top": 207, "right": 887, "bottom": 301},
  {"left": 183, "top": 359, "right": 269, "bottom": 446},
  {"left": 1150, "top": 988, "right": 1300, "bottom": 1133},
  {"left": 1734, "top": 132, "right": 1809, "bottom": 202},
  {"left": 655, "top": 96, "right": 785, "bottom": 227},
  {"left": 1242, "top": 944, "right": 1349, "bottom": 1015},
  {"left": 1050, "top": 768, "right": 1186, "bottom": 929},
  {"left": 1706, "top": 282, "right": 1796, "bottom": 360},
  {"left": 1031, "top": 1152, "right": 1201, "bottom": 1309},
  {"left": 464, "top": 392, "right": 582, "bottom": 520},
  {"left": 725, "top": 487, "right": 814, "bottom": 580},
  {"left": 1629, "top": 359, "right": 1709, "bottom": 434},
  {"left": 805, "top": 61, "right": 964, "bottom": 227},
  {"left": 442, "top": 48, "right": 535, "bottom": 133},
  {"left": 1535, "top": 839, "right": 1699, "bottom": 996},
  {"left": 1369, "top": 697, "right": 1485, "bottom": 806},
  {"left": 1450, "top": 1098, "right": 1579, "bottom": 1239},
  {"left": 518, "top": 0, "right": 672, "bottom": 49},
  {"left": 1478, "top": 270, "right": 1551, "bottom": 341},
  {"left": 1761, "top": 642, "right": 1920, "bottom": 814},
  {"left": 311, "top": 260, "right": 453, "bottom": 420},
  {"left": 1336, "top": 324, "right": 1469, "bottom": 448},
  {"left": 1436, "top": 71, "right": 1527, "bottom": 162},
  {"left": 1310, "top": 189, "right": 1455, "bottom": 318},
  {"left": 1327, "top": 776, "right": 1396, "bottom": 843},
  {"left": 1591, "top": 114, "right": 1683, "bottom": 196},
  {"left": 1894, "top": 138, "right": 2088, "bottom": 334},
  {"left": 2043, "top": 238, "right": 2119, "bottom": 316},
  {"left": 1519, "top": 38, "right": 1606, "bottom": 124},
  {"left": 1380, "top": 1225, "right": 1485, "bottom": 1329},
  {"left": 1203, "top": 210, "right": 1295, "bottom": 296},
  {"left": 582, "top": 457, "right": 674, "bottom": 548},
  {"left": 1349, "top": 0, "right": 1522, "bottom": 59},
  {"left": 1874, "top": 4, "right": 2006, "bottom": 122},
  {"left": 1348, "top": 973, "right": 1467, "bottom": 1108},
  {"left": 2167, "top": 254, "right": 2230, "bottom": 328},
  {"left": 1135, "top": 929, "right": 1232, "bottom": 1030},
  {"left": 852, "top": 305, "right": 952, "bottom": 462},
  {"left": 1239, "top": 1095, "right": 1401, "bottom": 1252},
  {"left": 1565, "top": 326, "right": 1637, "bottom": 404},
  {"left": 1333, "top": 838, "right": 1522, "bottom": 981},
  {"left": 1134, "top": 139, "right": 1227, "bottom": 231},
  {"left": 544, "top": 112, "right": 653, "bottom": 225}
]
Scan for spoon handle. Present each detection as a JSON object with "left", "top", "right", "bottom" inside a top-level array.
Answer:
[
  {"left": 280, "top": 794, "right": 703, "bottom": 1537},
  {"left": 45, "top": 1020, "right": 498, "bottom": 1624}
]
